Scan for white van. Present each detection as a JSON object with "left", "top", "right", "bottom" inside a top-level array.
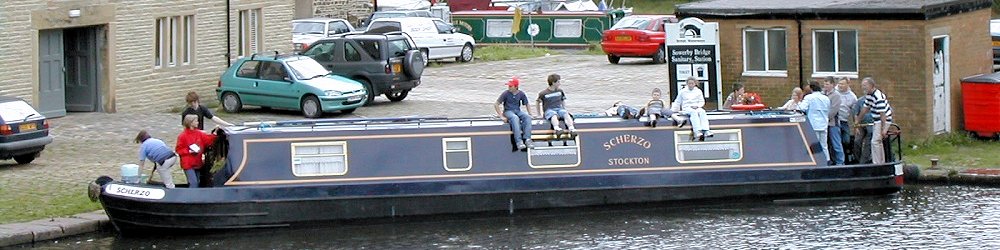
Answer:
[{"left": 366, "top": 17, "right": 476, "bottom": 63}]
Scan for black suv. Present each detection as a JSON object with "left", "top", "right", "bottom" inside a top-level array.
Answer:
[{"left": 302, "top": 32, "right": 424, "bottom": 104}]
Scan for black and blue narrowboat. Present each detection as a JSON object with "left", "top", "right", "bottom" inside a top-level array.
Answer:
[{"left": 91, "top": 111, "right": 904, "bottom": 233}]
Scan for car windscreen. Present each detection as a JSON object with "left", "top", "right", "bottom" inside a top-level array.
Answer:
[
  {"left": 611, "top": 16, "right": 651, "bottom": 30},
  {"left": 0, "top": 100, "right": 42, "bottom": 123},
  {"left": 367, "top": 21, "right": 401, "bottom": 33},
  {"left": 293, "top": 22, "right": 325, "bottom": 34},
  {"left": 286, "top": 58, "right": 331, "bottom": 80},
  {"left": 387, "top": 39, "right": 412, "bottom": 57}
]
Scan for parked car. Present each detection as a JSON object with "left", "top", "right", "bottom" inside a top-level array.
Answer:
[
  {"left": 991, "top": 19, "right": 1000, "bottom": 71},
  {"left": 292, "top": 18, "right": 355, "bottom": 52},
  {"left": 366, "top": 17, "right": 476, "bottom": 63},
  {"left": 361, "top": 10, "right": 433, "bottom": 29},
  {"left": 216, "top": 53, "right": 368, "bottom": 118},
  {"left": 0, "top": 96, "right": 52, "bottom": 164},
  {"left": 601, "top": 15, "right": 678, "bottom": 64},
  {"left": 302, "top": 32, "right": 424, "bottom": 104}
]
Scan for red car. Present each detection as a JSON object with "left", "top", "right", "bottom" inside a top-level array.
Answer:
[{"left": 601, "top": 15, "right": 677, "bottom": 64}]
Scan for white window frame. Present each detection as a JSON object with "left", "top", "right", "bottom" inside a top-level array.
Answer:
[
  {"left": 812, "top": 30, "right": 859, "bottom": 78},
  {"left": 485, "top": 19, "right": 513, "bottom": 38},
  {"left": 169, "top": 16, "right": 178, "bottom": 66},
  {"left": 290, "top": 142, "right": 349, "bottom": 176},
  {"left": 527, "top": 136, "right": 582, "bottom": 169},
  {"left": 154, "top": 15, "right": 194, "bottom": 67},
  {"left": 182, "top": 15, "right": 194, "bottom": 65},
  {"left": 239, "top": 8, "right": 263, "bottom": 57},
  {"left": 154, "top": 18, "right": 165, "bottom": 67},
  {"left": 742, "top": 28, "right": 787, "bottom": 77},
  {"left": 442, "top": 138, "right": 473, "bottom": 171},
  {"left": 674, "top": 129, "right": 744, "bottom": 164},
  {"left": 553, "top": 19, "right": 582, "bottom": 38}
]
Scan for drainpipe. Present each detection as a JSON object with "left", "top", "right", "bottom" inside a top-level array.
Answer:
[
  {"left": 226, "top": 0, "right": 232, "bottom": 66},
  {"left": 796, "top": 17, "right": 804, "bottom": 89}
]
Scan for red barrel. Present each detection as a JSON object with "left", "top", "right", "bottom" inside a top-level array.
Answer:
[{"left": 960, "top": 73, "right": 1000, "bottom": 137}]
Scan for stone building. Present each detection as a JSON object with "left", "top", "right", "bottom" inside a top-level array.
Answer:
[
  {"left": 0, "top": 1, "right": 294, "bottom": 117},
  {"left": 676, "top": 0, "right": 993, "bottom": 138},
  {"left": 305, "top": 0, "right": 372, "bottom": 25}
]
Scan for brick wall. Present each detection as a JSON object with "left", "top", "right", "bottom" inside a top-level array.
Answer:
[
  {"left": 0, "top": 0, "right": 293, "bottom": 113},
  {"left": 703, "top": 10, "right": 990, "bottom": 139}
]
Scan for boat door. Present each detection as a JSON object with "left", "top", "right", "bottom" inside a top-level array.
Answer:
[{"left": 932, "top": 35, "right": 950, "bottom": 134}]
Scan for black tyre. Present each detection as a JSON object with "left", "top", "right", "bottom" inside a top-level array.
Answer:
[
  {"left": 355, "top": 78, "right": 377, "bottom": 106},
  {"left": 608, "top": 55, "right": 621, "bottom": 64},
  {"left": 13, "top": 152, "right": 38, "bottom": 164},
  {"left": 301, "top": 95, "right": 323, "bottom": 118},
  {"left": 458, "top": 44, "right": 474, "bottom": 62},
  {"left": 385, "top": 90, "right": 410, "bottom": 102},
  {"left": 404, "top": 50, "right": 425, "bottom": 79},
  {"left": 653, "top": 46, "right": 666, "bottom": 64},
  {"left": 221, "top": 92, "right": 242, "bottom": 113},
  {"left": 341, "top": 108, "right": 357, "bottom": 114}
]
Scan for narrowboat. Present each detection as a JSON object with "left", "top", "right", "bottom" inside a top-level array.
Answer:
[
  {"left": 451, "top": 10, "right": 623, "bottom": 47},
  {"left": 91, "top": 111, "right": 904, "bottom": 233}
]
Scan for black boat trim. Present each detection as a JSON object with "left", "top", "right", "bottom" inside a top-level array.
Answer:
[
  {"left": 111, "top": 217, "right": 290, "bottom": 230},
  {"left": 105, "top": 206, "right": 269, "bottom": 217}
]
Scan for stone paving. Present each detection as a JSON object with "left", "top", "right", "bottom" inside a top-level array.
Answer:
[{"left": 0, "top": 55, "right": 668, "bottom": 246}]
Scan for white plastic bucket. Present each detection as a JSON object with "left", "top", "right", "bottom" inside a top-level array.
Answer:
[{"left": 121, "top": 164, "right": 140, "bottom": 184}]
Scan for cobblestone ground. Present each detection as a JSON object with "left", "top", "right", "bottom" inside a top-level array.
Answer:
[{"left": 0, "top": 55, "right": 668, "bottom": 223}]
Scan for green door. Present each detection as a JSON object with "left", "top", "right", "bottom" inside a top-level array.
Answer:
[{"left": 256, "top": 61, "right": 301, "bottom": 109}]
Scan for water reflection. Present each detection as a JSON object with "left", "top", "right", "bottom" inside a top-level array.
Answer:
[{"left": 20, "top": 185, "right": 1000, "bottom": 249}]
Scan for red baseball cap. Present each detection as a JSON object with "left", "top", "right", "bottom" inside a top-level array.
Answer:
[{"left": 506, "top": 76, "right": 520, "bottom": 87}]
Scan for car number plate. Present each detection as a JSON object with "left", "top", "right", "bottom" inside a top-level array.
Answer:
[
  {"left": 993, "top": 41, "right": 1000, "bottom": 47},
  {"left": 392, "top": 64, "right": 402, "bottom": 73},
  {"left": 615, "top": 35, "right": 632, "bottom": 41},
  {"left": 348, "top": 95, "right": 363, "bottom": 101},
  {"left": 19, "top": 123, "right": 36, "bottom": 132}
]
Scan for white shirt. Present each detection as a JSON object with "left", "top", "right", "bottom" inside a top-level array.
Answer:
[
  {"left": 798, "top": 92, "right": 830, "bottom": 131},
  {"left": 671, "top": 87, "right": 705, "bottom": 112}
]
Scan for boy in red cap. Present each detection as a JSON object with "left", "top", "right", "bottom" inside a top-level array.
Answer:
[{"left": 494, "top": 77, "right": 536, "bottom": 150}]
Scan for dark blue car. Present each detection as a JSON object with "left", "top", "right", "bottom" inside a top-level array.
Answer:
[{"left": 0, "top": 96, "right": 53, "bottom": 164}]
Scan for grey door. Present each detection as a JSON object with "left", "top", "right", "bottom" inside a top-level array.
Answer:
[
  {"left": 38, "top": 29, "right": 66, "bottom": 117},
  {"left": 64, "top": 27, "right": 99, "bottom": 112}
]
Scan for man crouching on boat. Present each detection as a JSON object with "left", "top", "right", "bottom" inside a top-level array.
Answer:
[
  {"left": 495, "top": 77, "right": 536, "bottom": 150},
  {"left": 176, "top": 114, "right": 218, "bottom": 188}
]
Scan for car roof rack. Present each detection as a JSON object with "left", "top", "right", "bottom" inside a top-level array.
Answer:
[{"left": 250, "top": 50, "right": 282, "bottom": 60}]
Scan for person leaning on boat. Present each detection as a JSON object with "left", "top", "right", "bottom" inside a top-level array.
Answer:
[
  {"left": 176, "top": 114, "right": 218, "bottom": 188},
  {"left": 495, "top": 77, "right": 536, "bottom": 150},
  {"left": 797, "top": 81, "right": 832, "bottom": 164},
  {"left": 134, "top": 130, "right": 178, "bottom": 188},
  {"left": 671, "top": 76, "right": 712, "bottom": 140},
  {"left": 181, "top": 91, "right": 233, "bottom": 130},
  {"left": 536, "top": 74, "right": 577, "bottom": 135}
]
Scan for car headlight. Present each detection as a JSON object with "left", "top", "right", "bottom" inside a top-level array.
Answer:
[
  {"left": 293, "top": 43, "right": 304, "bottom": 51},
  {"left": 324, "top": 90, "right": 343, "bottom": 96}
]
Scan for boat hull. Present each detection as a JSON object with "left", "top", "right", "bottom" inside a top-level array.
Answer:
[{"left": 99, "top": 162, "right": 902, "bottom": 233}]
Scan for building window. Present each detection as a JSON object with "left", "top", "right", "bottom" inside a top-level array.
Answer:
[
  {"left": 442, "top": 138, "right": 472, "bottom": 171},
  {"left": 154, "top": 15, "right": 194, "bottom": 67},
  {"left": 528, "top": 136, "right": 581, "bottom": 168},
  {"left": 291, "top": 142, "right": 348, "bottom": 176},
  {"left": 239, "top": 8, "right": 264, "bottom": 57},
  {"left": 674, "top": 129, "right": 743, "bottom": 163},
  {"left": 743, "top": 29, "right": 787, "bottom": 72},
  {"left": 486, "top": 19, "right": 513, "bottom": 38},
  {"left": 813, "top": 30, "right": 858, "bottom": 74},
  {"left": 553, "top": 19, "right": 582, "bottom": 38}
]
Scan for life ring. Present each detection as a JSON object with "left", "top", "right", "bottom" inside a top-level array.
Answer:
[{"left": 731, "top": 103, "right": 767, "bottom": 111}]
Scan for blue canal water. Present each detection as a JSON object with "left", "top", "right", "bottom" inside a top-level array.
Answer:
[{"left": 17, "top": 184, "right": 1000, "bottom": 249}]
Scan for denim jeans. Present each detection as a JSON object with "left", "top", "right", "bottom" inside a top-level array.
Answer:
[
  {"left": 185, "top": 169, "right": 200, "bottom": 188},
  {"left": 828, "top": 124, "right": 845, "bottom": 165},
  {"left": 504, "top": 110, "right": 532, "bottom": 143}
]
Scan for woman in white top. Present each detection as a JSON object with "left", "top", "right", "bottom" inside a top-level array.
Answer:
[
  {"left": 778, "top": 87, "right": 804, "bottom": 110},
  {"left": 671, "top": 76, "right": 712, "bottom": 140}
]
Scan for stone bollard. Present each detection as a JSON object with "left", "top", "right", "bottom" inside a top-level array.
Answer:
[{"left": 930, "top": 158, "right": 940, "bottom": 169}]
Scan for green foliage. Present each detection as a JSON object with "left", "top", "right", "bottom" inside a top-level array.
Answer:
[
  {"left": 626, "top": 0, "right": 693, "bottom": 15},
  {"left": 903, "top": 132, "right": 1000, "bottom": 169},
  {"left": 475, "top": 45, "right": 556, "bottom": 62}
]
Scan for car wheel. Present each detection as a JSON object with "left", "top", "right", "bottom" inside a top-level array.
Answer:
[
  {"left": 608, "top": 55, "right": 621, "bottom": 64},
  {"left": 404, "top": 50, "right": 425, "bottom": 79},
  {"left": 653, "top": 46, "right": 666, "bottom": 64},
  {"left": 13, "top": 152, "right": 38, "bottom": 164},
  {"left": 341, "top": 108, "right": 357, "bottom": 114},
  {"left": 301, "top": 95, "right": 323, "bottom": 118},
  {"left": 458, "top": 44, "right": 474, "bottom": 62},
  {"left": 385, "top": 90, "right": 409, "bottom": 102},
  {"left": 222, "top": 92, "right": 242, "bottom": 113},
  {"left": 355, "top": 78, "right": 377, "bottom": 106}
]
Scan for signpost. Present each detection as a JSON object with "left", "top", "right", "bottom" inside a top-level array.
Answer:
[{"left": 665, "top": 18, "right": 723, "bottom": 107}]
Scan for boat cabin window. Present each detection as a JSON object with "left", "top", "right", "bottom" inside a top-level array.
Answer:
[
  {"left": 486, "top": 19, "right": 513, "bottom": 38},
  {"left": 442, "top": 138, "right": 472, "bottom": 171},
  {"left": 528, "top": 136, "right": 581, "bottom": 168},
  {"left": 291, "top": 142, "right": 348, "bottom": 176},
  {"left": 553, "top": 19, "right": 582, "bottom": 38},
  {"left": 674, "top": 129, "right": 743, "bottom": 163}
]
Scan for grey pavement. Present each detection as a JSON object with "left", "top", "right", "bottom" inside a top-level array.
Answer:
[{"left": 0, "top": 55, "right": 667, "bottom": 246}]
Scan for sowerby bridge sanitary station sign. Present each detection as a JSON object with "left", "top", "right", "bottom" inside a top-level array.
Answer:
[{"left": 665, "top": 18, "right": 722, "bottom": 106}]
